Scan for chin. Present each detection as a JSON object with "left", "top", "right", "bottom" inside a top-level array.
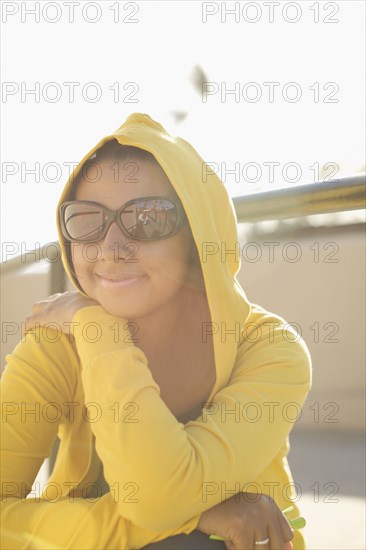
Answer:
[
  {"left": 96, "top": 294, "right": 157, "bottom": 320},
  {"left": 96, "top": 300, "right": 140, "bottom": 320}
]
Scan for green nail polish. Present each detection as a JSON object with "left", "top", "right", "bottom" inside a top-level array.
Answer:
[
  {"left": 209, "top": 534, "right": 228, "bottom": 541},
  {"left": 289, "top": 517, "right": 306, "bottom": 530},
  {"left": 282, "top": 506, "right": 307, "bottom": 530},
  {"left": 282, "top": 506, "right": 295, "bottom": 515}
]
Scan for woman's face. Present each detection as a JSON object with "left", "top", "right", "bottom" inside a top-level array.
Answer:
[{"left": 71, "top": 156, "right": 194, "bottom": 320}]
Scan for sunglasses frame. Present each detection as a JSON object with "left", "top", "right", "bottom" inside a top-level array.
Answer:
[{"left": 59, "top": 196, "right": 187, "bottom": 242}]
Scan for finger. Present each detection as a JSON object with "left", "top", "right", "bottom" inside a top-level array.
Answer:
[
  {"left": 32, "top": 302, "right": 45, "bottom": 313},
  {"left": 32, "top": 293, "right": 63, "bottom": 312},
  {"left": 31, "top": 299, "right": 52, "bottom": 314},
  {"left": 276, "top": 507, "right": 294, "bottom": 542},
  {"left": 42, "top": 294, "right": 62, "bottom": 303},
  {"left": 253, "top": 532, "right": 270, "bottom": 550},
  {"left": 268, "top": 519, "right": 284, "bottom": 550},
  {"left": 21, "top": 320, "right": 27, "bottom": 339},
  {"left": 228, "top": 531, "right": 253, "bottom": 550},
  {"left": 23, "top": 316, "right": 33, "bottom": 334},
  {"left": 22, "top": 316, "right": 41, "bottom": 337}
]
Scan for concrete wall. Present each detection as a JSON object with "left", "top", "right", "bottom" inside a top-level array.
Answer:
[
  {"left": 1, "top": 261, "right": 52, "bottom": 365},
  {"left": 236, "top": 223, "right": 365, "bottom": 434}
]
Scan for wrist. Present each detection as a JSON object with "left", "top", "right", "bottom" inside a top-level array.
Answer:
[
  {"left": 71, "top": 307, "right": 134, "bottom": 366},
  {"left": 196, "top": 511, "right": 209, "bottom": 535}
]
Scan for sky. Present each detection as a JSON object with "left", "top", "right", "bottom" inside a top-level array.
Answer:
[{"left": 1, "top": 0, "right": 365, "bottom": 261}]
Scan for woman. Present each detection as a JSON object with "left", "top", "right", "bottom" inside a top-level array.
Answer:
[{"left": 1, "top": 113, "right": 311, "bottom": 549}]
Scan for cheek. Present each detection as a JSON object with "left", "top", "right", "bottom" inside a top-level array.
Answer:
[
  {"left": 71, "top": 245, "right": 96, "bottom": 278},
  {"left": 141, "top": 237, "right": 191, "bottom": 280}
]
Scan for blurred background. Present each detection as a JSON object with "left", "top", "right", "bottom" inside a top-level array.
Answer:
[{"left": 1, "top": 1, "right": 365, "bottom": 548}]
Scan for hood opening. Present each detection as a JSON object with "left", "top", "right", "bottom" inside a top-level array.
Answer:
[{"left": 59, "top": 137, "right": 205, "bottom": 295}]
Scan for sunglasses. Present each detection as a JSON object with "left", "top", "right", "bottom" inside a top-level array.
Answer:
[{"left": 59, "top": 196, "right": 187, "bottom": 242}]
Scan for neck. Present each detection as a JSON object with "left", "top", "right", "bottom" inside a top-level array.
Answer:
[{"left": 130, "top": 283, "right": 207, "bottom": 358}]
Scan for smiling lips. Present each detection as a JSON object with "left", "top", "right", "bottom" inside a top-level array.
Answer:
[{"left": 95, "top": 272, "right": 147, "bottom": 289}]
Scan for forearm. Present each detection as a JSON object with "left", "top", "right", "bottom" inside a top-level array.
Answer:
[{"left": 1, "top": 493, "right": 126, "bottom": 550}]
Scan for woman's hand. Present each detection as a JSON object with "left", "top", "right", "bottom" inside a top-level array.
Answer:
[
  {"left": 23, "top": 291, "right": 99, "bottom": 336},
  {"left": 197, "top": 492, "right": 294, "bottom": 550}
]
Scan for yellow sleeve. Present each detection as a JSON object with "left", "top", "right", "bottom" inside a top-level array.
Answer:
[
  {"left": 73, "top": 305, "right": 312, "bottom": 537},
  {"left": 0, "top": 329, "right": 128, "bottom": 550}
]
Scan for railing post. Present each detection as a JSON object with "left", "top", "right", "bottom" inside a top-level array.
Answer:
[
  {"left": 48, "top": 243, "right": 65, "bottom": 473},
  {"left": 49, "top": 244, "right": 66, "bottom": 295}
]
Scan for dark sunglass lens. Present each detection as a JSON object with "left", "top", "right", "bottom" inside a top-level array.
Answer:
[
  {"left": 120, "top": 199, "right": 179, "bottom": 239},
  {"left": 63, "top": 203, "right": 106, "bottom": 241}
]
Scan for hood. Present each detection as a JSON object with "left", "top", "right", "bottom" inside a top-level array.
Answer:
[{"left": 57, "top": 113, "right": 251, "bottom": 387}]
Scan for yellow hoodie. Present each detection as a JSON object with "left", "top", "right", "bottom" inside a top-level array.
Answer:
[{"left": 1, "top": 113, "right": 312, "bottom": 549}]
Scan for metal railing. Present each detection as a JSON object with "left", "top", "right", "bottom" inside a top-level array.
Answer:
[
  {"left": 1, "top": 175, "right": 365, "bottom": 294},
  {"left": 232, "top": 174, "right": 365, "bottom": 223}
]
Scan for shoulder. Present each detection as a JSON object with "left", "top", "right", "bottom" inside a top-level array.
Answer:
[{"left": 235, "top": 302, "right": 312, "bottom": 387}]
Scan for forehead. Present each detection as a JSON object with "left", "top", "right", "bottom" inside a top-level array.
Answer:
[{"left": 74, "top": 156, "right": 179, "bottom": 206}]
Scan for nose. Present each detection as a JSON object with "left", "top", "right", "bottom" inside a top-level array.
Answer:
[{"left": 99, "top": 220, "right": 138, "bottom": 263}]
